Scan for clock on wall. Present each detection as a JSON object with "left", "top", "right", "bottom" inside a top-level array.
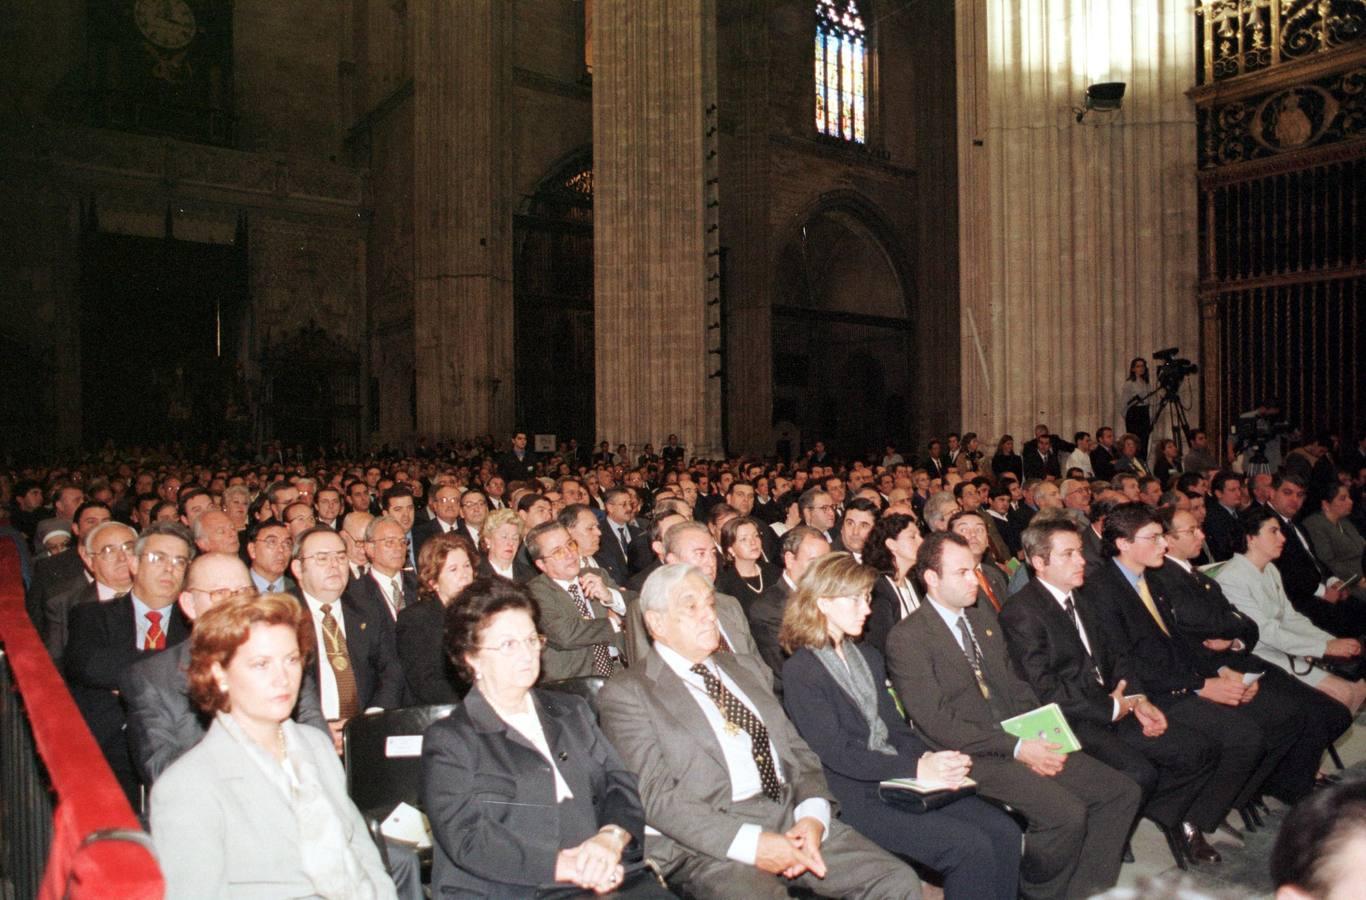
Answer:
[
  {"left": 76, "top": 0, "right": 234, "bottom": 145},
  {"left": 133, "top": 0, "right": 198, "bottom": 50}
]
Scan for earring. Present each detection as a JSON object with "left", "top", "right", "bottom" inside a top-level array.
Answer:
[{"left": 218, "top": 682, "right": 229, "bottom": 692}]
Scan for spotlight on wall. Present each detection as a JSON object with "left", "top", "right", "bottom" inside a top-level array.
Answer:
[{"left": 1074, "top": 82, "right": 1126, "bottom": 123}]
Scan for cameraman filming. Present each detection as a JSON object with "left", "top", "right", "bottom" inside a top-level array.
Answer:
[{"left": 1233, "top": 397, "right": 1290, "bottom": 475}]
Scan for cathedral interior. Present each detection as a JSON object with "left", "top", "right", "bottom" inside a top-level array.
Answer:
[{"left": 1, "top": 0, "right": 1362, "bottom": 462}]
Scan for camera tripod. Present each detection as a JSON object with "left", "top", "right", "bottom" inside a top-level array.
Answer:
[{"left": 1142, "top": 382, "right": 1194, "bottom": 459}]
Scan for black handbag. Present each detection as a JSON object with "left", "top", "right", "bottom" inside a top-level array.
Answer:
[
  {"left": 1289, "top": 653, "right": 1365, "bottom": 682},
  {"left": 877, "top": 781, "right": 977, "bottom": 814}
]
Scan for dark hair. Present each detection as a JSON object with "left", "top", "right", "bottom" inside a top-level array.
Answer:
[
  {"left": 72, "top": 499, "right": 111, "bottom": 527},
  {"left": 1238, "top": 505, "right": 1278, "bottom": 538},
  {"left": 1073, "top": 431, "right": 1090, "bottom": 444},
  {"left": 382, "top": 484, "right": 415, "bottom": 510},
  {"left": 1176, "top": 472, "right": 1205, "bottom": 494},
  {"left": 706, "top": 502, "right": 739, "bottom": 527},
  {"left": 952, "top": 481, "right": 976, "bottom": 500},
  {"left": 1021, "top": 518, "right": 1081, "bottom": 567},
  {"left": 842, "top": 497, "right": 879, "bottom": 519},
  {"left": 1127, "top": 357, "right": 1149, "bottom": 382},
  {"left": 443, "top": 577, "right": 541, "bottom": 682},
  {"left": 1100, "top": 502, "right": 1161, "bottom": 557},
  {"left": 915, "top": 531, "right": 971, "bottom": 583},
  {"left": 177, "top": 487, "right": 211, "bottom": 518},
  {"left": 1271, "top": 780, "right": 1366, "bottom": 894},
  {"left": 246, "top": 518, "right": 288, "bottom": 544},
  {"left": 863, "top": 513, "right": 916, "bottom": 575},
  {"left": 1211, "top": 470, "right": 1242, "bottom": 494},
  {"left": 1272, "top": 472, "right": 1308, "bottom": 491},
  {"left": 265, "top": 481, "right": 295, "bottom": 505},
  {"left": 555, "top": 503, "right": 593, "bottom": 531},
  {"left": 515, "top": 492, "right": 547, "bottom": 514}
]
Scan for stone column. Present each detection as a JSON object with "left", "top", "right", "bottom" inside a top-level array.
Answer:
[
  {"left": 593, "top": 0, "right": 723, "bottom": 459},
  {"left": 956, "top": 0, "right": 1199, "bottom": 442},
  {"left": 411, "top": 1, "right": 514, "bottom": 439}
]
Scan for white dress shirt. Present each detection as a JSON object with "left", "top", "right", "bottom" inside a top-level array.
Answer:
[
  {"left": 655, "top": 643, "right": 830, "bottom": 865},
  {"left": 302, "top": 591, "right": 346, "bottom": 719}
]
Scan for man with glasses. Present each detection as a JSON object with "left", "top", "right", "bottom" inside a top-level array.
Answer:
[
  {"left": 412, "top": 483, "right": 463, "bottom": 559},
  {"left": 349, "top": 516, "right": 418, "bottom": 622},
  {"left": 525, "top": 521, "right": 627, "bottom": 681},
  {"left": 65, "top": 521, "right": 194, "bottom": 804},
  {"left": 290, "top": 526, "right": 404, "bottom": 752},
  {"left": 281, "top": 500, "right": 318, "bottom": 538},
  {"left": 121, "top": 553, "right": 329, "bottom": 784},
  {"left": 247, "top": 519, "right": 296, "bottom": 595},
  {"left": 456, "top": 488, "right": 490, "bottom": 549},
  {"left": 798, "top": 488, "right": 836, "bottom": 543},
  {"left": 25, "top": 498, "right": 107, "bottom": 634},
  {"left": 595, "top": 487, "right": 643, "bottom": 584},
  {"left": 44, "top": 520, "right": 136, "bottom": 665}
]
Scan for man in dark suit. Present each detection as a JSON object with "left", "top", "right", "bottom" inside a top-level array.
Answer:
[
  {"left": 455, "top": 488, "right": 491, "bottom": 550},
  {"left": 594, "top": 487, "right": 644, "bottom": 584},
  {"left": 1000, "top": 517, "right": 1222, "bottom": 863},
  {"left": 885, "top": 532, "right": 1140, "bottom": 899},
  {"left": 349, "top": 515, "right": 420, "bottom": 622},
  {"left": 1022, "top": 432, "right": 1062, "bottom": 481},
  {"left": 64, "top": 521, "right": 194, "bottom": 804},
  {"left": 947, "top": 510, "right": 1008, "bottom": 615},
  {"left": 1151, "top": 507, "right": 1350, "bottom": 782},
  {"left": 495, "top": 430, "right": 539, "bottom": 483},
  {"left": 44, "top": 520, "right": 137, "bottom": 666},
  {"left": 1203, "top": 471, "right": 1247, "bottom": 562},
  {"left": 246, "top": 519, "right": 297, "bottom": 594},
  {"left": 660, "top": 434, "right": 686, "bottom": 468},
  {"left": 746, "top": 526, "right": 829, "bottom": 694},
  {"left": 25, "top": 499, "right": 110, "bottom": 635},
  {"left": 290, "top": 526, "right": 405, "bottom": 753},
  {"left": 412, "top": 483, "right": 464, "bottom": 560},
  {"left": 1087, "top": 503, "right": 1317, "bottom": 811},
  {"left": 121, "top": 552, "right": 328, "bottom": 785},
  {"left": 525, "top": 522, "right": 627, "bottom": 681},
  {"left": 923, "top": 440, "right": 947, "bottom": 480},
  {"left": 598, "top": 563, "right": 921, "bottom": 899},
  {"left": 1266, "top": 474, "right": 1366, "bottom": 636},
  {"left": 725, "top": 480, "right": 783, "bottom": 564},
  {"left": 1091, "top": 427, "right": 1119, "bottom": 481}
]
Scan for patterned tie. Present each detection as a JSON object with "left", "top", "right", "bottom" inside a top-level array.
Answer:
[
  {"left": 1063, "top": 595, "right": 1104, "bottom": 685},
  {"left": 1136, "top": 576, "right": 1170, "bottom": 636},
  {"left": 975, "top": 568, "right": 1002, "bottom": 612},
  {"left": 144, "top": 611, "right": 165, "bottom": 651},
  {"left": 389, "top": 575, "right": 405, "bottom": 616},
  {"left": 567, "top": 581, "right": 614, "bottom": 677},
  {"left": 690, "top": 662, "right": 781, "bottom": 800},
  {"left": 319, "top": 603, "right": 361, "bottom": 719},
  {"left": 617, "top": 525, "right": 631, "bottom": 556},
  {"left": 956, "top": 617, "right": 990, "bottom": 699}
]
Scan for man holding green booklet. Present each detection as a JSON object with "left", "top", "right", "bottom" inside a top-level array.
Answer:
[{"left": 886, "top": 532, "right": 1141, "bottom": 900}]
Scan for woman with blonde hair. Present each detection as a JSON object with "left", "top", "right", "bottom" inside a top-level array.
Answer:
[
  {"left": 150, "top": 592, "right": 395, "bottom": 899},
  {"left": 478, "top": 507, "right": 523, "bottom": 580},
  {"left": 779, "top": 553, "right": 1021, "bottom": 900}
]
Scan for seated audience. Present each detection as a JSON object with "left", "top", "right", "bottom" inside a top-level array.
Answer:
[
  {"left": 780, "top": 553, "right": 1021, "bottom": 899},
  {"left": 395, "top": 532, "right": 477, "bottom": 703},
  {"left": 477, "top": 508, "right": 522, "bottom": 580},
  {"left": 598, "top": 563, "right": 922, "bottom": 899},
  {"left": 885, "top": 532, "right": 1141, "bottom": 900},
  {"left": 1301, "top": 483, "right": 1366, "bottom": 603},
  {"left": 860, "top": 512, "right": 925, "bottom": 656},
  {"left": 745, "top": 525, "right": 828, "bottom": 692},
  {"left": 524, "top": 521, "right": 627, "bottom": 680},
  {"left": 44, "top": 520, "right": 135, "bottom": 666},
  {"left": 1264, "top": 475, "right": 1366, "bottom": 636},
  {"left": 421, "top": 577, "right": 664, "bottom": 898},
  {"left": 715, "top": 515, "right": 781, "bottom": 607},
  {"left": 149, "top": 591, "right": 396, "bottom": 899}
]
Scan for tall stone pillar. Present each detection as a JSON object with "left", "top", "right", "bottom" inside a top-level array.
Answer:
[
  {"left": 593, "top": 0, "right": 723, "bottom": 459},
  {"left": 955, "top": 0, "right": 1198, "bottom": 441},
  {"left": 411, "top": 1, "right": 514, "bottom": 439}
]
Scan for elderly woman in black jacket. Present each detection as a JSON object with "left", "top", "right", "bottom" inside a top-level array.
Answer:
[{"left": 421, "top": 577, "right": 667, "bottom": 898}]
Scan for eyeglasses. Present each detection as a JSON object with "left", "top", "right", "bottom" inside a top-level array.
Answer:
[
  {"left": 142, "top": 550, "right": 191, "bottom": 570},
  {"left": 811, "top": 504, "right": 834, "bottom": 512},
  {"left": 93, "top": 541, "right": 137, "bottom": 560},
  {"left": 256, "top": 536, "right": 290, "bottom": 549},
  {"left": 370, "top": 537, "right": 410, "bottom": 549},
  {"left": 461, "top": 499, "right": 488, "bottom": 509},
  {"left": 1165, "top": 528, "right": 1202, "bottom": 539},
  {"left": 300, "top": 550, "right": 348, "bottom": 565},
  {"left": 188, "top": 586, "right": 249, "bottom": 603},
  {"left": 542, "top": 539, "right": 579, "bottom": 562},
  {"left": 478, "top": 634, "right": 548, "bottom": 655},
  {"left": 432, "top": 497, "right": 461, "bottom": 506},
  {"left": 287, "top": 514, "right": 316, "bottom": 526},
  {"left": 1130, "top": 533, "right": 1167, "bottom": 544}
]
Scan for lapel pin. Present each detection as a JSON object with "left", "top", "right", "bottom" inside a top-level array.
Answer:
[
  {"left": 985, "top": 628, "right": 993, "bottom": 637},
  {"left": 360, "top": 622, "right": 367, "bottom": 630}
]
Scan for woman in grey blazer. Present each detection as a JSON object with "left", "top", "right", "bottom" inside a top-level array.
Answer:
[
  {"left": 149, "top": 592, "right": 395, "bottom": 900},
  {"left": 422, "top": 577, "right": 666, "bottom": 898},
  {"left": 1303, "top": 485, "right": 1366, "bottom": 602}
]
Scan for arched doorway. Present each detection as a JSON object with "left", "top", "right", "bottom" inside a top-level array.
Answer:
[
  {"left": 513, "top": 151, "right": 594, "bottom": 446},
  {"left": 772, "top": 199, "right": 914, "bottom": 460}
]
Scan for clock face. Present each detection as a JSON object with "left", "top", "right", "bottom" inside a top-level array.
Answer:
[{"left": 134, "top": 0, "right": 197, "bottom": 49}]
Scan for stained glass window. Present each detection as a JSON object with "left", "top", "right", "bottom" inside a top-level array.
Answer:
[{"left": 815, "top": 0, "right": 867, "bottom": 143}]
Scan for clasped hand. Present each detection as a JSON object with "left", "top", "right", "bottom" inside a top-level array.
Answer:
[
  {"left": 756, "top": 817, "right": 827, "bottom": 880},
  {"left": 917, "top": 750, "right": 972, "bottom": 787},
  {"left": 555, "top": 831, "right": 626, "bottom": 894}
]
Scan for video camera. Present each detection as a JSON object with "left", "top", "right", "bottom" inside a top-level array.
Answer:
[
  {"left": 1231, "top": 399, "right": 1293, "bottom": 458},
  {"left": 1152, "top": 347, "right": 1198, "bottom": 394}
]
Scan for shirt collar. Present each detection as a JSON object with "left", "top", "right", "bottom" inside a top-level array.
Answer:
[
  {"left": 655, "top": 641, "right": 711, "bottom": 679},
  {"left": 926, "top": 596, "right": 964, "bottom": 631},
  {"left": 1035, "top": 577, "right": 1072, "bottom": 607},
  {"left": 1112, "top": 558, "right": 1145, "bottom": 591},
  {"left": 1168, "top": 556, "right": 1194, "bottom": 573}
]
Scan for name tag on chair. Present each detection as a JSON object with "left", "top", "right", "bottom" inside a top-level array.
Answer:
[{"left": 384, "top": 735, "right": 424, "bottom": 758}]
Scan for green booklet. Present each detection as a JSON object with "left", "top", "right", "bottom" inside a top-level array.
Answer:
[
  {"left": 1000, "top": 702, "right": 1082, "bottom": 753},
  {"left": 1198, "top": 560, "right": 1227, "bottom": 579}
]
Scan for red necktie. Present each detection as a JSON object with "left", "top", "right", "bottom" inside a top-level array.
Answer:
[
  {"left": 145, "top": 611, "right": 165, "bottom": 651},
  {"left": 975, "top": 569, "right": 1002, "bottom": 613}
]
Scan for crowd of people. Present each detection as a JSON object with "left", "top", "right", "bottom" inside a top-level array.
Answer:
[{"left": 4, "top": 418, "right": 1366, "bottom": 900}]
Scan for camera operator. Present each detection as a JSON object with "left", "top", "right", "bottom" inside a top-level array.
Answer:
[
  {"left": 1119, "top": 358, "right": 1152, "bottom": 456},
  {"left": 1233, "top": 397, "right": 1290, "bottom": 475}
]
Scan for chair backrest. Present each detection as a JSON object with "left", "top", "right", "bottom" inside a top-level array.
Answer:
[
  {"left": 539, "top": 676, "right": 609, "bottom": 718},
  {"left": 343, "top": 703, "right": 459, "bottom": 815}
]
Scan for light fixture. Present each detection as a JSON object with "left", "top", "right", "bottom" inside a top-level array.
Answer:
[{"left": 1074, "top": 82, "right": 1126, "bottom": 123}]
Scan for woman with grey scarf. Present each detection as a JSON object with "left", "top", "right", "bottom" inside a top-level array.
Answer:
[{"left": 779, "top": 553, "right": 1021, "bottom": 900}]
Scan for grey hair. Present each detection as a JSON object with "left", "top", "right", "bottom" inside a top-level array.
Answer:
[
  {"left": 83, "top": 520, "right": 137, "bottom": 555},
  {"left": 922, "top": 491, "right": 959, "bottom": 529},
  {"left": 639, "top": 562, "right": 709, "bottom": 616},
  {"left": 662, "top": 520, "right": 711, "bottom": 557},
  {"left": 223, "top": 484, "right": 251, "bottom": 503},
  {"left": 363, "top": 514, "right": 401, "bottom": 543},
  {"left": 134, "top": 521, "right": 194, "bottom": 559}
]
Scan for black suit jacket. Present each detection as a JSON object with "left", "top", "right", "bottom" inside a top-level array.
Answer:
[
  {"left": 865, "top": 574, "right": 924, "bottom": 658},
  {"left": 1090, "top": 445, "right": 1118, "bottom": 481},
  {"left": 1203, "top": 500, "right": 1245, "bottom": 562},
  {"left": 1270, "top": 511, "right": 1329, "bottom": 603},
  {"left": 495, "top": 450, "right": 538, "bottom": 483},
  {"left": 1146, "top": 559, "right": 1263, "bottom": 675},
  {"left": 344, "top": 568, "right": 419, "bottom": 622},
  {"left": 745, "top": 577, "right": 793, "bottom": 691},
  {"left": 594, "top": 520, "right": 642, "bottom": 585},
  {"left": 999, "top": 579, "right": 1116, "bottom": 728},
  {"left": 422, "top": 688, "right": 645, "bottom": 898},
  {"left": 25, "top": 548, "right": 86, "bottom": 635},
  {"left": 64, "top": 595, "right": 191, "bottom": 776},
  {"left": 1022, "top": 447, "right": 1061, "bottom": 480},
  {"left": 396, "top": 598, "right": 465, "bottom": 704},
  {"left": 298, "top": 589, "right": 405, "bottom": 711},
  {"left": 1084, "top": 561, "right": 1205, "bottom": 699},
  {"left": 412, "top": 517, "right": 464, "bottom": 560},
  {"left": 991, "top": 453, "right": 1024, "bottom": 481}
]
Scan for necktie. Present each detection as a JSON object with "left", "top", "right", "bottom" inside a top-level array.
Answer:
[
  {"left": 716, "top": 625, "right": 733, "bottom": 654},
  {"left": 320, "top": 603, "right": 361, "bottom": 719},
  {"left": 975, "top": 569, "right": 1002, "bottom": 612},
  {"left": 1063, "top": 595, "right": 1104, "bottom": 684},
  {"left": 567, "top": 581, "right": 614, "bottom": 677},
  {"left": 1136, "top": 576, "right": 1170, "bottom": 636},
  {"left": 956, "top": 617, "right": 990, "bottom": 699},
  {"left": 390, "top": 575, "right": 404, "bottom": 616},
  {"left": 690, "top": 662, "right": 781, "bottom": 800},
  {"left": 145, "top": 611, "right": 165, "bottom": 651},
  {"left": 617, "top": 525, "right": 630, "bottom": 556}
]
